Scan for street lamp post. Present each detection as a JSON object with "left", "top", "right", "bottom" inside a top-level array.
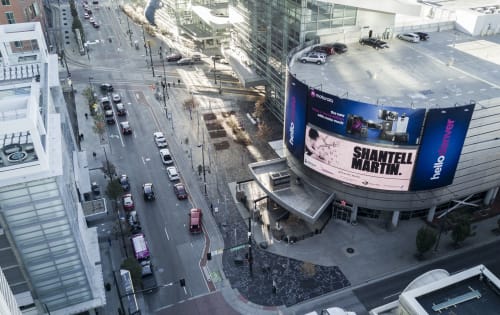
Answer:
[
  {"left": 126, "top": 17, "right": 133, "bottom": 46},
  {"left": 213, "top": 57, "right": 217, "bottom": 84},
  {"left": 147, "top": 40, "right": 155, "bottom": 77},
  {"left": 197, "top": 137, "right": 207, "bottom": 195}
]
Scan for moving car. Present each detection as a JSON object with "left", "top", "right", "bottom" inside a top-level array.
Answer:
[
  {"left": 100, "top": 83, "right": 114, "bottom": 92},
  {"left": 104, "top": 110, "right": 115, "bottom": 124},
  {"left": 166, "top": 166, "right": 179, "bottom": 181},
  {"left": 177, "top": 58, "right": 193, "bottom": 65},
  {"left": 112, "top": 93, "right": 121, "bottom": 103},
  {"left": 189, "top": 208, "right": 202, "bottom": 233},
  {"left": 165, "top": 53, "right": 182, "bottom": 62},
  {"left": 122, "top": 193, "right": 135, "bottom": 211},
  {"left": 159, "top": 149, "right": 173, "bottom": 165},
  {"left": 415, "top": 32, "right": 429, "bottom": 41},
  {"left": 359, "top": 37, "right": 389, "bottom": 49},
  {"left": 120, "top": 121, "right": 132, "bottom": 134},
  {"left": 116, "top": 103, "right": 126, "bottom": 116},
  {"left": 298, "top": 52, "right": 327, "bottom": 65},
  {"left": 397, "top": 33, "right": 420, "bottom": 43},
  {"left": 173, "top": 183, "right": 188, "bottom": 200},
  {"left": 142, "top": 183, "right": 155, "bottom": 201},
  {"left": 332, "top": 42, "right": 348, "bottom": 54},
  {"left": 119, "top": 174, "right": 130, "bottom": 191},
  {"left": 153, "top": 132, "right": 167, "bottom": 148}
]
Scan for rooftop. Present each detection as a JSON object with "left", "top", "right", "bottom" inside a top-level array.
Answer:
[{"left": 290, "top": 30, "right": 500, "bottom": 110}]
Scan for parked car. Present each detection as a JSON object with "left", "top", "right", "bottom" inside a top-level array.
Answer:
[
  {"left": 397, "top": 33, "right": 420, "bottom": 43},
  {"left": 191, "top": 53, "right": 202, "bottom": 62},
  {"left": 298, "top": 52, "right": 327, "bottom": 65},
  {"left": 173, "top": 183, "right": 188, "bottom": 200},
  {"left": 332, "top": 42, "right": 348, "bottom": 54},
  {"left": 159, "top": 149, "right": 173, "bottom": 165},
  {"left": 142, "top": 183, "right": 155, "bottom": 201},
  {"left": 100, "top": 83, "right": 114, "bottom": 92},
  {"left": 101, "top": 96, "right": 111, "bottom": 110},
  {"left": 104, "top": 110, "right": 115, "bottom": 124},
  {"left": 84, "top": 13, "right": 90, "bottom": 19},
  {"left": 165, "top": 53, "right": 182, "bottom": 62},
  {"left": 112, "top": 93, "right": 121, "bottom": 103},
  {"left": 415, "top": 32, "right": 429, "bottom": 41},
  {"left": 218, "top": 58, "right": 229, "bottom": 65},
  {"left": 122, "top": 193, "right": 135, "bottom": 211},
  {"left": 119, "top": 174, "right": 130, "bottom": 191},
  {"left": 359, "top": 37, "right": 389, "bottom": 49},
  {"left": 120, "top": 121, "right": 132, "bottom": 134},
  {"left": 92, "top": 21, "right": 100, "bottom": 29},
  {"left": 89, "top": 17, "right": 95, "bottom": 23},
  {"left": 189, "top": 208, "right": 202, "bottom": 233},
  {"left": 312, "top": 45, "right": 335, "bottom": 55},
  {"left": 153, "top": 132, "right": 167, "bottom": 148},
  {"left": 177, "top": 58, "right": 193, "bottom": 65},
  {"left": 166, "top": 166, "right": 179, "bottom": 181},
  {"left": 116, "top": 103, "right": 126, "bottom": 116}
]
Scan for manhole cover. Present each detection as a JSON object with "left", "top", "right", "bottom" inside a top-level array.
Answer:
[{"left": 346, "top": 247, "right": 355, "bottom": 254}]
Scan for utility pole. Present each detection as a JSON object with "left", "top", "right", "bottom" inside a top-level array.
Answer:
[
  {"left": 159, "top": 46, "right": 169, "bottom": 100},
  {"left": 141, "top": 24, "right": 147, "bottom": 55},
  {"left": 248, "top": 217, "right": 253, "bottom": 277},
  {"left": 213, "top": 57, "right": 217, "bottom": 84}
]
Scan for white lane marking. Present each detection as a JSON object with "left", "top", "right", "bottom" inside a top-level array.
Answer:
[
  {"left": 141, "top": 156, "right": 146, "bottom": 165},
  {"left": 183, "top": 286, "right": 188, "bottom": 295},
  {"left": 164, "top": 226, "right": 170, "bottom": 241}
]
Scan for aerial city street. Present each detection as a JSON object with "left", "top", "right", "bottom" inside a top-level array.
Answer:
[{"left": 0, "top": 0, "right": 500, "bottom": 315}]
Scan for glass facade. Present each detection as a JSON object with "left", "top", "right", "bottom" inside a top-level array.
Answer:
[
  {"left": 230, "top": 0, "right": 357, "bottom": 121},
  {"left": 0, "top": 178, "right": 92, "bottom": 311}
]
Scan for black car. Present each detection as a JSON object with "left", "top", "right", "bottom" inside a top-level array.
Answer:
[
  {"left": 165, "top": 53, "right": 182, "bottom": 62},
  {"left": 100, "top": 83, "right": 114, "bottom": 92},
  {"left": 312, "top": 45, "right": 335, "bottom": 55},
  {"left": 415, "top": 32, "right": 429, "bottom": 41},
  {"left": 143, "top": 183, "right": 155, "bottom": 201},
  {"left": 332, "top": 42, "right": 348, "bottom": 54},
  {"left": 119, "top": 174, "right": 130, "bottom": 191},
  {"left": 359, "top": 37, "right": 389, "bottom": 49}
]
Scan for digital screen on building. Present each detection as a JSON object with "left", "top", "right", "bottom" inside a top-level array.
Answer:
[
  {"left": 410, "top": 104, "right": 475, "bottom": 191},
  {"left": 284, "top": 72, "right": 308, "bottom": 159},
  {"left": 307, "top": 89, "right": 426, "bottom": 146},
  {"left": 303, "top": 125, "right": 417, "bottom": 191}
]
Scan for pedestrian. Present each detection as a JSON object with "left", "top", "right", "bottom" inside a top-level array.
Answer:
[
  {"left": 92, "top": 152, "right": 97, "bottom": 159},
  {"left": 108, "top": 238, "right": 111, "bottom": 247},
  {"left": 178, "top": 79, "right": 181, "bottom": 85},
  {"left": 85, "top": 113, "right": 88, "bottom": 120}
]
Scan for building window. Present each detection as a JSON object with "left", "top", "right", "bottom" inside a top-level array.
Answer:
[
  {"left": 5, "top": 11, "right": 15, "bottom": 24},
  {"left": 2, "top": 0, "right": 11, "bottom": 5},
  {"left": 15, "top": 41, "right": 23, "bottom": 48}
]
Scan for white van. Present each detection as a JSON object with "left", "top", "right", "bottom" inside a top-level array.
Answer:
[
  {"left": 191, "top": 53, "right": 202, "bottom": 62},
  {"left": 159, "top": 149, "right": 173, "bottom": 165}
]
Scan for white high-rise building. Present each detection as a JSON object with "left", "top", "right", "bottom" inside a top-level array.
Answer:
[{"left": 0, "top": 22, "right": 105, "bottom": 314}]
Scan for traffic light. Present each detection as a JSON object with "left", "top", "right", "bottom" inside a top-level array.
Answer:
[
  {"left": 207, "top": 252, "right": 212, "bottom": 261},
  {"left": 180, "top": 279, "right": 185, "bottom": 287}
]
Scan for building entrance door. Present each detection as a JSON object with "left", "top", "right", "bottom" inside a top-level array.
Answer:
[{"left": 333, "top": 206, "right": 351, "bottom": 222}]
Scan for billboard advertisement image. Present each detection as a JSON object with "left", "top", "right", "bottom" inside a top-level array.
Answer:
[
  {"left": 304, "top": 125, "right": 418, "bottom": 191},
  {"left": 284, "top": 72, "right": 309, "bottom": 158},
  {"left": 410, "top": 104, "right": 475, "bottom": 191},
  {"left": 307, "top": 89, "right": 426, "bottom": 146}
]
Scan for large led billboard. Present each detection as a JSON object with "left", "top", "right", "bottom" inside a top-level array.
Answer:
[
  {"left": 410, "top": 104, "right": 475, "bottom": 191},
  {"left": 284, "top": 73, "right": 308, "bottom": 159},
  {"left": 304, "top": 125, "right": 417, "bottom": 191},
  {"left": 307, "top": 89, "right": 426, "bottom": 146}
]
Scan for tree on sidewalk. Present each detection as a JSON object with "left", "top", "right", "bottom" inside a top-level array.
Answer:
[
  {"left": 93, "top": 113, "right": 106, "bottom": 141},
  {"left": 451, "top": 218, "right": 471, "bottom": 248},
  {"left": 416, "top": 226, "right": 437, "bottom": 259}
]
